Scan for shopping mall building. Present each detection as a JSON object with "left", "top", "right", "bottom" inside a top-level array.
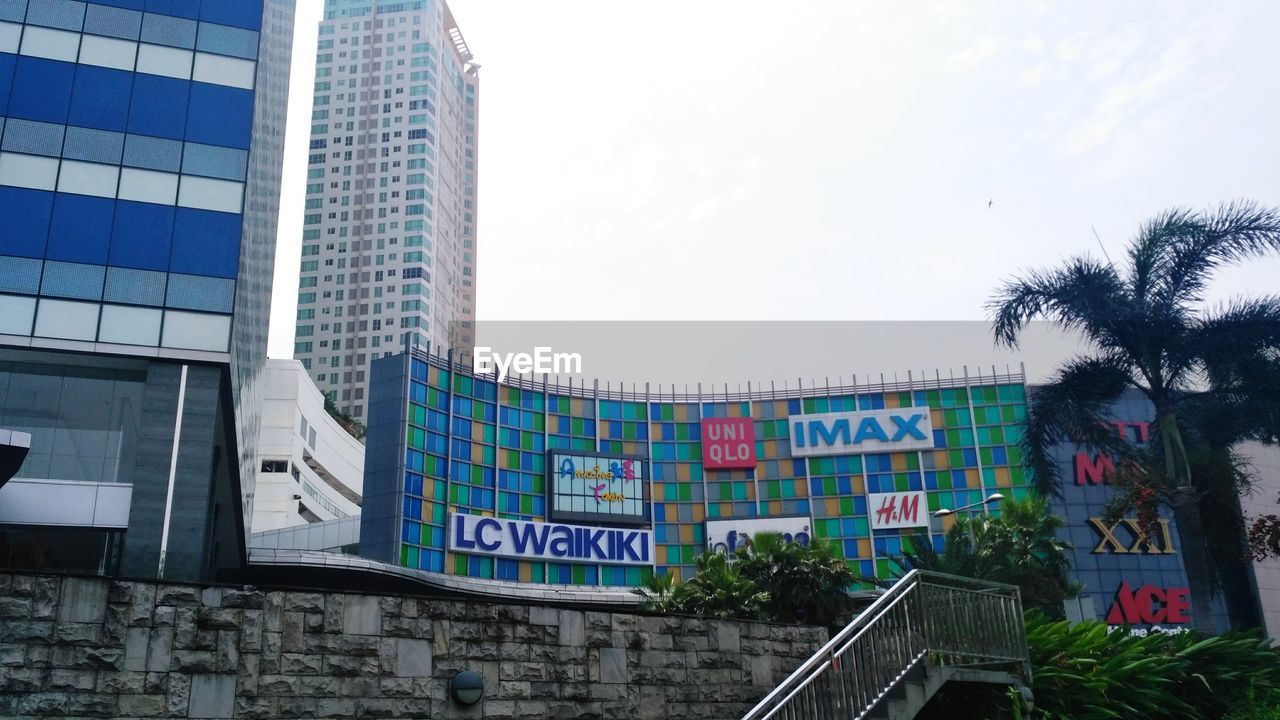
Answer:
[{"left": 356, "top": 347, "right": 1269, "bottom": 633}]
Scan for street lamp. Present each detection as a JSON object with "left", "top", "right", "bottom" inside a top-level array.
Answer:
[{"left": 933, "top": 492, "right": 1004, "bottom": 547}]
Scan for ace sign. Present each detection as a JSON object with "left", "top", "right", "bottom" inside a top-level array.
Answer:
[{"left": 701, "top": 418, "right": 756, "bottom": 470}]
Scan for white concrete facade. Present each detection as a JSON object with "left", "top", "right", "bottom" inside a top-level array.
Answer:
[
  {"left": 293, "top": 0, "right": 479, "bottom": 422},
  {"left": 253, "top": 359, "right": 365, "bottom": 534},
  {"left": 1240, "top": 441, "right": 1280, "bottom": 642}
]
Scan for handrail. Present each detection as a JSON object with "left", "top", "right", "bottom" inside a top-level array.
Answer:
[{"left": 741, "top": 571, "right": 1030, "bottom": 720}]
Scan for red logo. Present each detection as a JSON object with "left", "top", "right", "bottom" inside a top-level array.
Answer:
[
  {"left": 701, "top": 418, "right": 756, "bottom": 469},
  {"left": 1105, "top": 582, "right": 1190, "bottom": 625},
  {"left": 875, "top": 493, "right": 919, "bottom": 526}
]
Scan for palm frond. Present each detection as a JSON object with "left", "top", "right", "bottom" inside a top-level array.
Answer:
[
  {"left": 1153, "top": 200, "right": 1280, "bottom": 310},
  {"left": 1023, "top": 355, "right": 1136, "bottom": 495},
  {"left": 1125, "top": 207, "right": 1200, "bottom": 305},
  {"left": 988, "top": 256, "right": 1131, "bottom": 349}
]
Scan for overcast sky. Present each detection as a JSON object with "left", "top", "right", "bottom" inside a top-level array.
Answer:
[{"left": 267, "top": 1, "right": 1280, "bottom": 375}]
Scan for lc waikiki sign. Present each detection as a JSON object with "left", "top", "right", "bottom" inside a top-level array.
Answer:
[
  {"left": 448, "top": 513, "right": 654, "bottom": 566},
  {"left": 788, "top": 408, "right": 934, "bottom": 457},
  {"left": 701, "top": 418, "right": 756, "bottom": 469}
]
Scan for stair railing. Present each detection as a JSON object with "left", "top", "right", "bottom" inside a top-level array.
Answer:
[{"left": 741, "top": 570, "right": 1030, "bottom": 720}]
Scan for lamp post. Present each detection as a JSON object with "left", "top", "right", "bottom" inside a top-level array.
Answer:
[{"left": 933, "top": 492, "right": 1004, "bottom": 548}]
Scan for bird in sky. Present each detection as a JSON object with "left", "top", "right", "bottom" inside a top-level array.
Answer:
[{"left": 988, "top": 199, "right": 994, "bottom": 209}]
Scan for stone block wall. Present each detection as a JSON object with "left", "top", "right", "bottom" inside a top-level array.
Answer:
[{"left": 0, "top": 573, "right": 827, "bottom": 719}]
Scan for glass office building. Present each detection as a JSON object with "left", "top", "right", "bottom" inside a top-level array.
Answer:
[{"left": 0, "top": 0, "right": 294, "bottom": 582}]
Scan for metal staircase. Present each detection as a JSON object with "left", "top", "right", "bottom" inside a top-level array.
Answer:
[{"left": 741, "top": 570, "right": 1033, "bottom": 720}]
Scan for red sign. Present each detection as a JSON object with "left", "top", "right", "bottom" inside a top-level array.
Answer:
[
  {"left": 1074, "top": 421, "right": 1150, "bottom": 485},
  {"left": 701, "top": 418, "right": 756, "bottom": 469},
  {"left": 1105, "top": 582, "right": 1190, "bottom": 625}
]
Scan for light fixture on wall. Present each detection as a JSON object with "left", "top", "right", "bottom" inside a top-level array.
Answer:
[{"left": 451, "top": 670, "right": 483, "bottom": 706}]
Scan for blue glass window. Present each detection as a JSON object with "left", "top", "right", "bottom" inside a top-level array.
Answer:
[
  {"left": 170, "top": 207, "right": 241, "bottom": 277},
  {"left": 0, "top": 188, "right": 55, "bottom": 258},
  {"left": 186, "top": 83, "right": 253, "bottom": 149},
  {"left": 69, "top": 65, "right": 135, "bottom": 132},
  {"left": 84, "top": 4, "right": 144, "bottom": 39},
  {"left": 145, "top": 0, "right": 199, "bottom": 20},
  {"left": 9, "top": 57, "right": 75, "bottom": 124},
  {"left": 47, "top": 194, "right": 116, "bottom": 264},
  {"left": 127, "top": 74, "right": 190, "bottom": 140},
  {"left": 0, "top": 53, "right": 15, "bottom": 116},
  {"left": 200, "top": 0, "right": 262, "bottom": 31},
  {"left": 109, "top": 200, "right": 174, "bottom": 271},
  {"left": 92, "top": 0, "right": 144, "bottom": 9}
]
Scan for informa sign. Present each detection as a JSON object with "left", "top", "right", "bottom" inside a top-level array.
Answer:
[
  {"left": 788, "top": 408, "right": 935, "bottom": 457},
  {"left": 448, "top": 513, "right": 654, "bottom": 566},
  {"left": 701, "top": 417, "right": 757, "bottom": 470},
  {"left": 705, "top": 516, "right": 812, "bottom": 555},
  {"left": 547, "top": 452, "right": 648, "bottom": 526},
  {"left": 867, "top": 491, "right": 929, "bottom": 530}
]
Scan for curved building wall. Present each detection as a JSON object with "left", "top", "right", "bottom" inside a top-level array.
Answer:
[
  {"left": 362, "top": 349, "right": 1034, "bottom": 587},
  {"left": 253, "top": 359, "right": 364, "bottom": 533}
]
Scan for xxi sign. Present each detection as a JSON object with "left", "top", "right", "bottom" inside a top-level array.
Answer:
[{"left": 1088, "top": 517, "right": 1177, "bottom": 555}]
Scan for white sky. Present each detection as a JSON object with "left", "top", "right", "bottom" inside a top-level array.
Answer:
[{"left": 267, "top": 0, "right": 1280, "bottom": 361}]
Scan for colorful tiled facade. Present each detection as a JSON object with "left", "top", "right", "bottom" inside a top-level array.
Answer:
[{"left": 361, "top": 349, "right": 1035, "bottom": 588}]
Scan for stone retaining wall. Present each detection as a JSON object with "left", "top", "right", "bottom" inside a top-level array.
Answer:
[{"left": 0, "top": 573, "right": 827, "bottom": 719}]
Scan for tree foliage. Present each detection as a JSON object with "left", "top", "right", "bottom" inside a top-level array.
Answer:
[
  {"left": 634, "top": 533, "right": 857, "bottom": 626},
  {"left": 734, "top": 532, "right": 859, "bottom": 626},
  {"left": 898, "top": 495, "right": 1080, "bottom": 617},
  {"left": 987, "top": 200, "right": 1280, "bottom": 628},
  {"left": 634, "top": 551, "right": 768, "bottom": 620},
  {"left": 324, "top": 391, "right": 366, "bottom": 441}
]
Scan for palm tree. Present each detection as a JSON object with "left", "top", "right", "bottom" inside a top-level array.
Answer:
[
  {"left": 899, "top": 496, "right": 1080, "bottom": 616},
  {"left": 734, "top": 532, "right": 859, "bottom": 626},
  {"left": 988, "top": 200, "right": 1280, "bottom": 630}
]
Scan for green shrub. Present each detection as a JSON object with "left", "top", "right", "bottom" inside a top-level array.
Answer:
[{"left": 1023, "top": 612, "right": 1280, "bottom": 720}]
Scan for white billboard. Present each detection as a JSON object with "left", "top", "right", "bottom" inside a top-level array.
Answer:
[
  {"left": 867, "top": 491, "right": 929, "bottom": 530},
  {"left": 705, "top": 516, "right": 813, "bottom": 555},
  {"left": 788, "top": 407, "right": 935, "bottom": 457}
]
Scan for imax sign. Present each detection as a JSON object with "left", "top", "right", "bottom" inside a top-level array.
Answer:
[{"left": 788, "top": 408, "right": 935, "bottom": 457}]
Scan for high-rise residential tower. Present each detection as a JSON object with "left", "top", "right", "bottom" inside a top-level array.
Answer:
[
  {"left": 0, "top": 0, "right": 294, "bottom": 582},
  {"left": 294, "top": 0, "right": 479, "bottom": 423}
]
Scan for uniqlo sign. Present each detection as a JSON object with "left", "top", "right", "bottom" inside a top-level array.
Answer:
[
  {"left": 701, "top": 418, "right": 756, "bottom": 470},
  {"left": 867, "top": 491, "right": 928, "bottom": 530}
]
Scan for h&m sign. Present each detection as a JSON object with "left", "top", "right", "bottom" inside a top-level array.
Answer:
[
  {"left": 788, "top": 408, "right": 934, "bottom": 457},
  {"left": 448, "top": 513, "right": 654, "bottom": 566}
]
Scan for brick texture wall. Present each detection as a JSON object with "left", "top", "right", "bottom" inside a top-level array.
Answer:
[{"left": 0, "top": 573, "right": 826, "bottom": 719}]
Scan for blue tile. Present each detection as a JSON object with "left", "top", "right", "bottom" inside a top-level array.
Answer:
[
  {"left": 39, "top": 260, "right": 105, "bottom": 299},
  {"left": 47, "top": 193, "right": 115, "bottom": 264},
  {"left": 109, "top": 200, "right": 173, "bottom": 270},
  {"left": 199, "top": 0, "right": 260, "bottom": 30},
  {"left": 185, "top": 83, "right": 253, "bottom": 149},
  {"left": 127, "top": 74, "right": 189, "bottom": 140},
  {"left": 104, "top": 266, "right": 166, "bottom": 305},
  {"left": 91, "top": 0, "right": 143, "bottom": 9},
  {"left": 69, "top": 65, "right": 134, "bottom": 132},
  {"left": 27, "top": 0, "right": 86, "bottom": 31},
  {"left": 8, "top": 57, "right": 75, "bottom": 124},
  {"left": 0, "top": 187, "right": 54, "bottom": 258},
  {"left": 170, "top": 207, "right": 240, "bottom": 277},
  {"left": 144, "top": 0, "right": 196, "bottom": 20},
  {"left": 0, "top": 53, "right": 14, "bottom": 116}
]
